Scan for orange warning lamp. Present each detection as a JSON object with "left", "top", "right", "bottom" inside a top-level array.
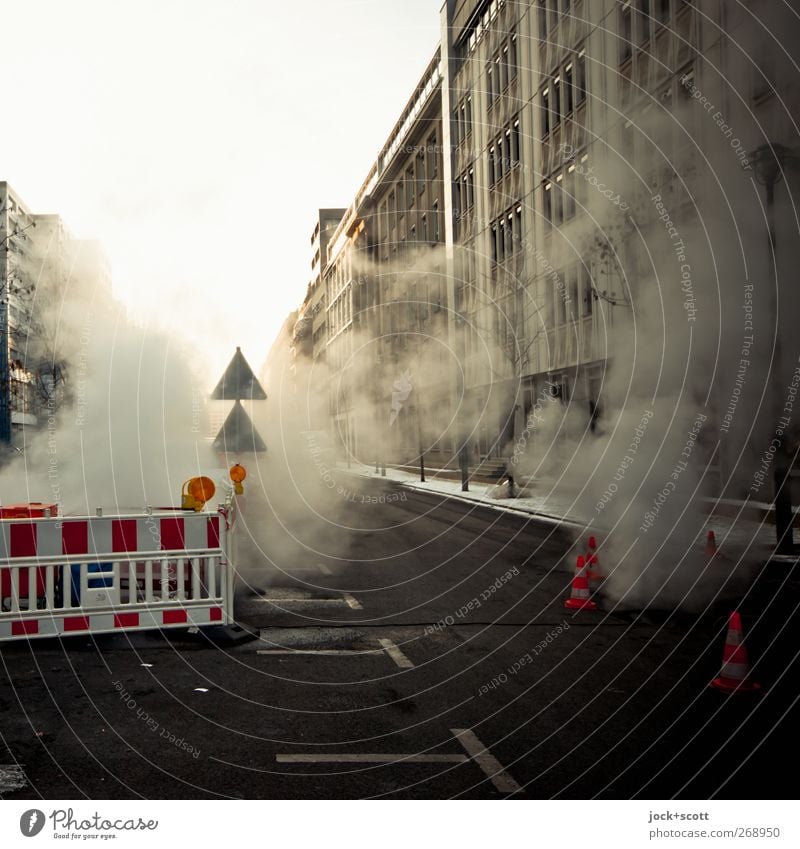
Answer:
[
  {"left": 181, "top": 476, "right": 216, "bottom": 511},
  {"left": 230, "top": 464, "right": 246, "bottom": 495}
]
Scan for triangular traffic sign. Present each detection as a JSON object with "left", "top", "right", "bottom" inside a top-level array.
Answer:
[
  {"left": 210, "top": 347, "right": 267, "bottom": 401},
  {"left": 212, "top": 400, "right": 267, "bottom": 453}
]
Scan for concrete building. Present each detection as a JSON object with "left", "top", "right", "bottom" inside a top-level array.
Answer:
[
  {"left": 0, "top": 184, "right": 111, "bottom": 450},
  {"left": 283, "top": 0, "right": 800, "bottom": 489}
]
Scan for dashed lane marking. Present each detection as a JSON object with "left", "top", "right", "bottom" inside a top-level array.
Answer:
[
  {"left": 378, "top": 638, "right": 415, "bottom": 669},
  {"left": 0, "top": 765, "right": 27, "bottom": 794},
  {"left": 257, "top": 649, "right": 384, "bottom": 657},
  {"left": 277, "top": 754, "right": 469, "bottom": 764},
  {"left": 257, "top": 594, "right": 362, "bottom": 610},
  {"left": 451, "top": 728, "right": 521, "bottom": 794}
]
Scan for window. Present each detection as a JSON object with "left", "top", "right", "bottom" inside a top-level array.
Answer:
[
  {"left": 388, "top": 191, "right": 396, "bottom": 230},
  {"left": 428, "top": 134, "right": 438, "bottom": 175},
  {"left": 500, "top": 47, "right": 509, "bottom": 91},
  {"left": 453, "top": 107, "right": 462, "bottom": 146},
  {"left": 568, "top": 267, "right": 579, "bottom": 321},
  {"left": 620, "top": 3, "right": 632, "bottom": 62},
  {"left": 511, "top": 119, "right": 521, "bottom": 165},
  {"left": 555, "top": 274, "right": 567, "bottom": 324},
  {"left": 491, "top": 222, "right": 499, "bottom": 264},
  {"left": 466, "top": 167, "right": 474, "bottom": 208},
  {"left": 406, "top": 168, "right": 415, "bottom": 207},
  {"left": 554, "top": 174, "right": 563, "bottom": 226},
  {"left": 541, "top": 87, "right": 550, "bottom": 136},
  {"left": 418, "top": 150, "right": 426, "bottom": 193},
  {"left": 582, "top": 265, "right": 593, "bottom": 316},
  {"left": 544, "top": 181, "right": 553, "bottom": 224},
  {"left": 565, "top": 164, "right": 576, "bottom": 219},
  {"left": 656, "top": 0, "right": 670, "bottom": 25},
  {"left": 488, "top": 144, "right": 497, "bottom": 185},
  {"left": 422, "top": 214, "right": 428, "bottom": 242},
  {"left": 432, "top": 202, "right": 440, "bottom": 241},
  {"left": 553, "top": 75, "right": 561, "bottom": 125},
  {"left": 538, "top": 0, "right": 548, "bottom": 40},
  {"left": 564, "top": 62, "right": 574, "bottom": 114},
  {"left": 509, "top": 35, "right": 517, "bottom": 80},
  {"left": 637, "top": 0, "right": 651, "bottom": 45},
  {"left": 576, "top": 49, "right": 587, "bottom": 103},
  {"left": 465, "top": 94, "right": 472, "bottom": 132},
  {"left": 487, "top": 63, "right": 495, "bottom": 104}
]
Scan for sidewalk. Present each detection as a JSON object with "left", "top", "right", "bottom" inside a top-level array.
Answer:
[{"left": 337, "top": 462, "right": 798, "bottom": 566}]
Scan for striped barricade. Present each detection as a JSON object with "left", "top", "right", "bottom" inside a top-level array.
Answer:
[{"left": 0, "top": 507, "right": 235, "bottom": 642}]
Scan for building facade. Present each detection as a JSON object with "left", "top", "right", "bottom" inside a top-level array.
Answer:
[
  {"left": 0, "top": 183, "right": 111, "bottom": 450},
  {"left": 282, "top": 0, "right": 800, "bottom": 489}
]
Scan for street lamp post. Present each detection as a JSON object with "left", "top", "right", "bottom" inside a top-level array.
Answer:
[{"left": 750, "top": 142, "right": 797, "bottom": 554}]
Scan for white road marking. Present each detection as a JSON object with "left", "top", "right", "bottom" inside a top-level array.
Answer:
[
  {"left": 287, "top": 564, "right": 332, "bottom": 575},
  {"left": 317, "top": 563, "right": 332, "bottom": 575},
  {"left": 257, "top": 649, "right": 383, "bottom": 657},
  {"left": 378, "top": 638, "right": 415, "bottom": 669},
  {"left": 451, "top": 728, "right": 522, "bottom": 794},
  {"left": 0, "top": 764, "right": 27, "bottom": 793},
  {"left": 277, "top": 754, "right": 468, "bottom": 764},
  {"left": 257, "top": 597, "right": 358, "bottom": 609}
]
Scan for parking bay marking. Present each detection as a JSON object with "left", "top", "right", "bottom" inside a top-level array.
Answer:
[
  {"left": 276, "top": 728, "right": 521, "bottom": 794},
  {"left": 256, "top": 636, "right": 415, "bottom": 668}
]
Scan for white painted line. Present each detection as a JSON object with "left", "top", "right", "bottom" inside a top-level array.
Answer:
[
  {"left": 257, "top": 597, "right": 352, "bottom": 608},
  {"left": 344, "top": 594, "right": 362, "bottom": 609},
  {"left": 317, "top": 563, "right": 332, "bottom": 575},
  {"left": 257, "top": 649, "right": 384, "bottom": 656},
  {"left": 378, "top": 638, "right": 415, "bottom": 669},
  {"left": 0, "top": 764, "right": 27, "bottom": 793},
  {"left": 277, "top": 754, "right": 468, "bottom": 764},
  {"left": 451, "top": 728, "right": 522, "bottom": 794}
]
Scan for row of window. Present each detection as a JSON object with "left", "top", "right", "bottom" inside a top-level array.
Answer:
[
  {"left": 620, "top": 0, "right": 692, "bottom": 63},
  {"left": 540, "top": 48, "right": 586, "bottom": 137},
  {"left": 490, "top": 205, "right": 524, "bottom": 266},
  {"left": 454, "top": 167, "right": 476, "bottom": 221},
  {"left": 543, "top": 159, "right": 581, "bottom": 227},
  {"left": 537, "top": 0, "right": 572, "bottom": 40},
  {"left": 488, "top": 118, "right": 522, "bottom": 185},
  {"left": 550, "top": 262, "right": 594, "bottom": 326},
  {"left": 486, "top": 33, "right": 518, "bottom": 104},
  {"left": 465, "top": 0, "right": 507, "bottom": 56}
]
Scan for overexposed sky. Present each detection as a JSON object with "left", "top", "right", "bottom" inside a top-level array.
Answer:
[{"left": 1, "top": 0, "right": 441, "bottom": 386}]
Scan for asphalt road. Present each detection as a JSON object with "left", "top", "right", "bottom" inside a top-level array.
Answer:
[{"left": 1, "top": 469, "right": 798, "bottom": 799}]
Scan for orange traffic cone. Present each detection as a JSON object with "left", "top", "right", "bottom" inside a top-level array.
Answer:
[
  {"left": 711, "top": 611, "right": 761, "bottom": 693},
  {"left": 565, "top": 555, "right": 598, "bottom": 611},
  {"left": 705, "top": 530, "right": 718, "bottom": 556},
  {"left": 586, "top": 535, "right": 604, "bottom": 591}
]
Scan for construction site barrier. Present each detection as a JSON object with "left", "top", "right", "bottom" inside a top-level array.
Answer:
[{"left": 0, "top": 494, "right": 239, "bottom": 643}]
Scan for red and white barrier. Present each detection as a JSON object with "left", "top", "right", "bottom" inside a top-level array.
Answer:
[{"left": 0, "top": 502, "right": 237, "bottom": 642}]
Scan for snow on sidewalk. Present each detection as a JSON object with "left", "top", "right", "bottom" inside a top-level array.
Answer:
[{"left": 337, "top": 462, "right": 795, "bottom": 564}]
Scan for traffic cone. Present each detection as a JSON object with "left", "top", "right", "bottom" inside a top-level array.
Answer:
[
  {"left": 705, "top": 530, "right": 718, "bottom": 556},
  {"left": 565, "top": 555, "right": 598, "bottom": 611},
  {"left": 586, "top": 535, "right": 604, "bottom": 591},
  {"left": 711, "top": 611, "right": 761, "bottom": 693}
]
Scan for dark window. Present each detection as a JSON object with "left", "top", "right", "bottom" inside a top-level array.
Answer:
[
  {"left": 544, "top": 182, "right": 552, "bottom": 224},
  {"left": 432, "top": 202, "right": 440, "bottom": 241},
  {"left": 576, "top": 49, "right": 587, "bottom": 103},
  {"left": 538, "top": 0, "right": 548, "bottom": 40},
  {"left": 637, "top": 0, "right": 651, "bottom": 45},
  {"left": 620, "top": 3, "right": 632, "bottom": 62},
  {"left": 553, "top": 76, "right": 561, "bottom": 125},
  {"left": 511, "top": 119, "right": 521, "bottom": 165},
  {"left": 541, "top": 87, "right": 550, "bottom": 135},
  {"left": 656, "top": 0, "right": 670, "bottom": 25},
  {"left": 509, "top": 35, "right": 518, "bottom": 80},
  {"left": 564, "top": 62, "right": 574, "bottom": 113}
]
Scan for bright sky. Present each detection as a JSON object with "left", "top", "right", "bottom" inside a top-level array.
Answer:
[{"left": 1, "top": 0, "right": 441, "bottom": 387}]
